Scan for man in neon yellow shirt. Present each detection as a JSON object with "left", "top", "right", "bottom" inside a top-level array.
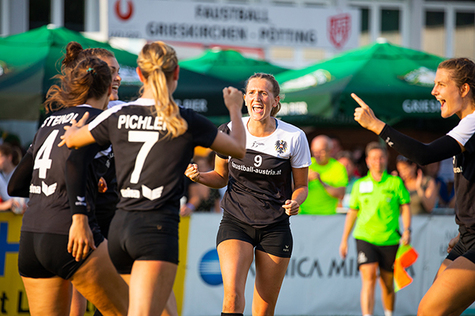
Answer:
[
  {"left": 339, "top": 142, "right": 411, "bottom": 316},
  {"left": 299, "top": 135, "right": 348, "bottom": 215}
]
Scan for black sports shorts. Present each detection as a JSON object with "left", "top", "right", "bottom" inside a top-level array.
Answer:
[
  {"left": 447, "top": 226, "right": 475, "bottom": 264},
  {"left": 216, "top": 211, "right": 293, "bottom": 258},
  {"left": 18, "top": 230, "right": 104, "bottom": 279},
  {"left": 108, "top": 209, "right": 179, "bottom": 274},
  {"left": 355, "top": 239, "right": 399, "bottom": 272}
]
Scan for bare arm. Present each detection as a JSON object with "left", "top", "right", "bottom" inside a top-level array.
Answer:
[
  {"left": 185, "top": 155, "right": 229, "bottom": 189},
  {"left": 313, "top": 171, "right": 346, "bottom": 199},
  {"left": 339, "top": 209, "right": 358, "bottom": 259},
  {"left": 400, "top": 203, "right": 412, "bottom": 245},
  {"left": 210, "top": 87, "right": 246, "bottom": 159},
  {"left": 283, "top": 167, "right": 308, "bottom": 216},
  {"left": 59, "top": 112, "right": 96, "bottom": 149}
]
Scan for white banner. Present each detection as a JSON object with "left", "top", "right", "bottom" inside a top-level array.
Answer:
[
  {"left": 109, "top": 0, "right": 360, "bottom": 49},
  {"left": 183, "top": 213, "right": 460, "bottom": 316}
]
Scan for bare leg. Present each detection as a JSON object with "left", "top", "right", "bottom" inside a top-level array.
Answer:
[
  {"left": 252, "top": 250, "right": 290, "bottom": 316},
  {"left": 359, "top": 263, "right": 378, "bottom": 316},
  {"left": 379, "top": 268, "right": 395, "bottom": 313},
  {"left": 121, "top": 274, "right": 178, "bottom": 316},
  {"left": 71, "top": 240, "right": 128, "bottom": 316},
  {"left": 127, "top": 260, "right": 177, "bottom": 316},
  {"left": 418, "top": 256, "right": 475, "bottom": 316},
  {"left": 22, "top": 276, "right": 72, "bottom": 316},
  {"left": 217, "top": 239, "right": 254, "bottom": 313},
  {"left": 70, "top": 287, "right": 87, "bottom": 316}
]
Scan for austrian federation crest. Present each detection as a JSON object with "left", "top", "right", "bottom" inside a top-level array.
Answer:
[
  {"left": 328, "top": 14, "right": 351, "bottom": 49},
  {"left": 275, "top": 140, "right": 288, "bottom": 154}
]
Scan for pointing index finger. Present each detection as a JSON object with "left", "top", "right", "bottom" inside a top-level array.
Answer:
[{"left": 351, "top": 93, "right": 369, "bottom": 109}]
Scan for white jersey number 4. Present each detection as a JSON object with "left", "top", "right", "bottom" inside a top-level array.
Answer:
[
  {"left": 128, "top": 131, "right": 159, "bottom": 184},
  {"left": 34, "top": 130, "right": 59, "bottom": 179}
]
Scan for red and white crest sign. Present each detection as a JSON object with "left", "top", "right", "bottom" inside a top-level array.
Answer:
[
  {"left": 328, "top": 14, "right": 351, "bottom": 49},
  {"left": 115, "top": 0, "right": 134, "bottom": 21}
]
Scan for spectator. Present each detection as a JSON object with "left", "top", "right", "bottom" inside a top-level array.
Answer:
[
  {"left": 422, "top": 161, "right": 455, "bottom": 208},
  {"left": 336, "top": 150, "right": 361, "bottom": 209},
  {"left": 0, "top": 143, "right": 27, "bottom": 214},
  {"left": 339, "top": 141, "right": 411, "bottom": 316},
  {"left": 396, "top": 155, "right": 438, "bottom": 214},
  {"left": 300, "top": 135, "right": 348, "bottom": 215}
]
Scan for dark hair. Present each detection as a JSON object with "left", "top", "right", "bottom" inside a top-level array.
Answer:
[
  {"left": 0, "top": 143, "right": 22, "bottom": 166},
  {"left": 62, "top": 41, "right": 115, "bottom": 71},
  {"left": 365, "top": 141, "right": 387, "bottom": 157},
  {"left": 245, "top": 73, "right": 281, "bottom": 116},
  {"left": 44, "top": 57, "right": 112, "bottom": 113},
  {"left": 438, "top": 58, "right": 475, "bottom": 102}
]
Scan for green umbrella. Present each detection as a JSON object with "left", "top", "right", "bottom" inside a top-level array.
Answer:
[
  {"left": 275, "top": 40, "right": 453, "bottom": 128},
  {"left": 179, "top": 48, "right": 289, "bottom": 83},
  {"left": 0, "top": 26, "right": 243, "bottom": 133}
]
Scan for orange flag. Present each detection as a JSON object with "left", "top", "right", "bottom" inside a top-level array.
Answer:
[{"left": 394, "top": 244, "right": 418, "bottom": 292}]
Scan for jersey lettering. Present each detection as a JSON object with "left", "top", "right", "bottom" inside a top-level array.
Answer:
[
  {"left": 34, "top": 130, "right": 59, "bottom": 179},
  {"left": 128, "top": 131, "right": 159, "bottom": 184}
]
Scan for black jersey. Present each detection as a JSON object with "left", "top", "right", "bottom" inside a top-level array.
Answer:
[
  {"left": 12, "top": 106, "right": 103, "bottom": 235},
  {"left": 88, "top": 98, "right": 218, "bottom": 213},
  {"left": 218, "top": 117, "right": 311, "bottom": 228},
  {"left": 447, "top": 112, "right": 475, "bottom": 232}
]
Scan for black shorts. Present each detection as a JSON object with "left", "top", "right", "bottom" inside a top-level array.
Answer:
[
  {"left": 108, "top": 209, "right": 179, "bottom": 274},
  {"left": 447, "top": 226, "right": 475, "bottom": 264},
  {"left": 355, "top": 239, "right": 399, "bottom": 272},
  {"left": 18, "top": 231, "right": 104, "bottom": 279},
  {"left": 216, "top": 212, "right": 293, "bottom": 258}
]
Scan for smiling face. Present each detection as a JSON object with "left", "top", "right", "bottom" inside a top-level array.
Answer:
[
  {"left": 432, "top": 68, "right": 466, "bottom": 119},
  {"left": 366, "top": 148, "right": 387, "bottom": 176},
  {"left": 245, "top": 78, "right": 279, "bottom": 122},
  {"left": 104, "top": 56, "right": 121, "bottom": 101}
]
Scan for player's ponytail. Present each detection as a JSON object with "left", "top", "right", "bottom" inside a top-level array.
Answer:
[{"left": 137, "top": 41, "right": 187, "bottom": 139}]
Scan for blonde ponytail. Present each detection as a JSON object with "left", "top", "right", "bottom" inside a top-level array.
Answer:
[{"left": 138, "top": 41, "right": 187, "bottom": 138}]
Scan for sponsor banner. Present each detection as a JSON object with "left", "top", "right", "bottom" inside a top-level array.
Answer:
[
  {"left": 183, "top": 213, "right": 460, "bottom": 315},
  {"left": 109, "top": 0, "right": 360, "bottom": 49}
]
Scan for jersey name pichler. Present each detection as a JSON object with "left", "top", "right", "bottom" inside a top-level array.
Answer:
[{"left": 218, "top": 117, "right": 311, "bottom": 227}]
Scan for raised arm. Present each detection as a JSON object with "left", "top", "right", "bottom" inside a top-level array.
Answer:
[
  {"left": 209, "top": 87, "right": 246, "bottom": 159},
  {"left": 352, "top": 93, "right": 461, "bottom": 165}
]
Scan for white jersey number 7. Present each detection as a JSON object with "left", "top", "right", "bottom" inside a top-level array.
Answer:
[{"left": 128, "top": 131, "right": 159, "bottom": 184}]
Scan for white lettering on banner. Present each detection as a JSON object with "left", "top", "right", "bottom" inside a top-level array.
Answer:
[
  {"left": 279, "top": 102, "right": 308, "bottom": 116},
  {"left": 183, "top": 214, "right": 461, "bottom": 315},
  {"left": 175, "top": 99, "right": 208, "bottom": 112},
  {"left": 108, "top": 0, "right": 360, "bottom": 49},
  {"left": 231, "top": 161, "right": 282, "bottom": 175},
  {"left": 402, "top": 99, "right": 441, "bottom": 113}
]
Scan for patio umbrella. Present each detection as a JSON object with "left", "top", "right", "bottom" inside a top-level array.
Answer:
[
  {"left": 179, "top": 48, "right": 289, "bottom": 83},
  {"left": 0, "top": 26, "right": 242, "bottom": 144},
  {"left": 274, "top": 40, "right": 452, "bottom": 128}
]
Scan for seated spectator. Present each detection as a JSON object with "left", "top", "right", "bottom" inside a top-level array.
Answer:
[
  {"left": 336, "top": 150, "right": 361, "bottom": 209},
  {"left": 0, "top": 143, "right": 27, "bottom": 214},
  {"left": 422, "top": 161, "right": 455, "bottom": 208},
  {"left": 396, "top": 155, "right": 438, "bottom": 215},
  {"left": 300, "top": 135, "right": 348, "bottom": 215}
]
